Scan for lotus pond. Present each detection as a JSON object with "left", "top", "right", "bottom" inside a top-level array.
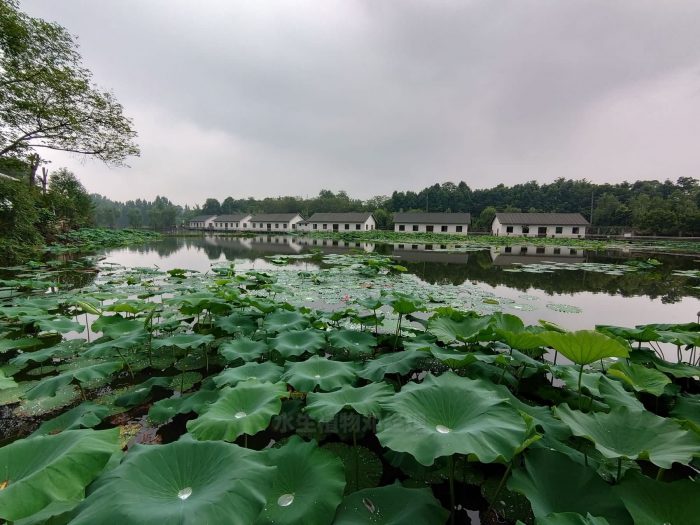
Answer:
[{"left": 0, "top": 233, "right": 699, "bottom": 524}]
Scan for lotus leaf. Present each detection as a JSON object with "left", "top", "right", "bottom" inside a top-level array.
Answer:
[
  {"left": 151, "top": 333, "right": 215, "bottom": 350},
  {"left": 115, "top": 376, "right": 172, "bottom": 407},
  {"left": 0, "top": 337, "right": 43, "bottom": 354},
  {"left": 332, "top": 482, "right": 449, "bottom": 525},
  {"left": 607, "top": 361, "right": 671, "bottom": 397},
  {"left": 219, "top": 337, "right": 269, "bottom": 362},
  {"left": 427, "top": 314, "right": 492, "bottom": 344},
  {"left": 670, "top": 394, "right": 700, "bottom": 433},
  {"left": 540, "top": 330, "right": 629, "bottom": 365},
  {"left": 10, "top": 340, "right": 82, "bottom": 367},
  {"left": 187, "top": 380, "right": 287, "bottom": 441},
  {"left": 31, "top": 401, "right": 111, "bottom": 436},
  {"left": 214, "top": 312, "right": 257, "bottom": 335},
  {"left": 256, "top": 437, "right": 345, "bottom": 525},
  {"left": 554, "top": 405, "right": 700, "bottom": 469},
  {"left": 70, "top": 440, "right": 273, "bottom": 525},
  {"left": 359, "top": 349, "right": 425, "bottom": 381},
  {"left": 148, "top": 388, "right": 219, "bottom": 424},
  {"left": 0, "top": 429, "right": 119, "bottom": 521},
  {"left": 305, "top": 382, "right": 393, "bottom": 423},
  {"left": 328, "top": 329, "right": 376, "bottom": 355},
  {"left": 323, "top": 442, "right": 383, "bottom": 493},
  {"left": 429, "top": 346, "right": 478, "bottom": 368},
  {"left": 263, "top": 310, "right": 309, "bottom": 333},
  {"left": 25, "top": 361, "right": 123, "bottom": 400},
  {"left": 508, "top": 449, "right": 631, "bottom": 525},
  {"left": 214, "top": 361, "right": 284, "bottom": 388},
  {"left": 271, "top": 328, "right": 327, "bottom": 358},
  {"left": 282, "top": 355, "right": 359, "bottom": 392},
  {"left": 376, "top": 372, "right": 528, "bottom": 465},
  {"left": 0, "top": 369, "right": 17, "bottom": 389},
  {"left": 613, "top": 470, "right": 700, "bottom": 525},
  {"left": 597, "top": 376, "right": 644, "bottom": 412}
]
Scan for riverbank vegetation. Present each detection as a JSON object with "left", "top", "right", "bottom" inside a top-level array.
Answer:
[{"left": 0, "top": 252, "right": 698, "bottom": 524}]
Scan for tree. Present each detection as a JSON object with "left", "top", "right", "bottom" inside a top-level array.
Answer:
[
  {"left": 47, "top": 168, "right": 93, "bottom": 228},
  {"left": 221, "top": 196, "right": 236, "bottom": 214},
  {"left": 0, "top": 0, "right": 139, "bottom": 185},
  {"left": 127, "top": 207, "right": 142, "bottom": 228},
  {"left": 477, "top": 206, "right": 497, "bottom": 231},
  {"left": 202, "top": 198, "right": 221, "bottom": 215}
]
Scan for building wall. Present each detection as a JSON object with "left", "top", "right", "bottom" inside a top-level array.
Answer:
[
  {"left": 211, "top": 215, "right": 253, "bottom": 231},
  {"left": 393, "top": 223, "right": 469, "bottom": 234},
  {"left": 247, "top": 215, "right": 303, "bottom": 232},
  {"left": 491, "top": 217, "right": 586, "bottom": 238},
  {"left": 305, "top": 217, "right": 376, "bottom": 232}
]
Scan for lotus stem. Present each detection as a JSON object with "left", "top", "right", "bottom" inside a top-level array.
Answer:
[
  {"left": 116, "top": 348, "right": 134, "bottom": 379},
  {"left": 656, "top": 467, "right": 664, "bottom": 481},
  {"left": 577, "top": 364, "right": 584, "bottom": 410},
  {"left": 352, "top": 428, "right": 359, "bottom": 492},
  {"left": 488, "top": 461, "right": 512, "bottom": 514},
  {"left": 616, "top": 457, "right": 622, "bottom": 483},
  {"left": 448, "top": 455, "right": 456, "bottom": 525}
]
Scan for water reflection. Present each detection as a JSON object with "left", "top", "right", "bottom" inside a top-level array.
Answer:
[{"left": 489, "top": 245, "right": 586, "bottom": 265}]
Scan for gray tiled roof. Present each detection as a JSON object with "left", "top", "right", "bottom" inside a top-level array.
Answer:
[
  {"left": 393, "top": 212, "right": 471, "bottom": 224},
  {"left": 307, "top": 212, "right": 374, "bottom": 222},
  {"left": 189, "top": 215, "right": 216, "bottom": 222},
  {"left": 495, "top": 213, "right": 589, "bottom": 226},
  {"left": 249, "top": 213, "right": 302, "bottom": 222},
  {"left": 213, "top": 214, "right": 250, "bottom": 222}
]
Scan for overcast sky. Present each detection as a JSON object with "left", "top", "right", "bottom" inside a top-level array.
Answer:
[{"left": 22, "top": 0, "right": 700, "bottom": 205}]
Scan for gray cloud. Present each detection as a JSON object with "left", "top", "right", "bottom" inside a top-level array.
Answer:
[{"left": 21, "top": 0, "right": 700, "bottom": 204}]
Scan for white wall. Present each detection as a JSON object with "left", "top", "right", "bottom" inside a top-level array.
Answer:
[
  {"left": 307, "top": 218, "right": 376, "bottom": 232},
  {"left": 247, "top": 215, "right": 303, "bottom": 232},
  {"left": 394, "top": 223, "right": 468, "bottom": 234},
  {"left": 491, "top": 217, "right": 586, "bottom": 238},
  {"left": 211, "top": 215, "right": 253, "bottom": 231}
]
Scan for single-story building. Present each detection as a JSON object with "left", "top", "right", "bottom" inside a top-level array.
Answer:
[
  {"left": 393, "top": 212, "right": 471, "bottom": 234},
  {"left": 301, "top": 212, "right": 376, "bottom": 232},
  {"left": 491, "top": 213, "right": 589, "bottom": 238},
  {"left": 188, "top": 215, "right": 217, "bottom": 229},
  {"left": 211, "top": 214, "right": 252, "bottom": 231},
  {"left": 248, "top": 213, "right": 304, "bottom": 232}
]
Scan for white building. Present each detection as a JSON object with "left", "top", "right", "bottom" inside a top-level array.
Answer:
[
  {"left": 301, "top": 212, "right": 376, "bottom": 232},
  {"left": 211, "top": 214, "right": 252, "bottom": 231},
  {"left": 393, "top": 212, "right": 471, "bottom": 234},
  {"left": 188, "top": 215, "right": 217, "bottom": 229},
  {"left": 491, "top": 213, "right": 589, "bottom": 238},
  {"left": 247, "top": 213, "right": 304, "bottom": 232}
]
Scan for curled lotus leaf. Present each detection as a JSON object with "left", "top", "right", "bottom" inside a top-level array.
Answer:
[
  {"left": 214, "top": 361, "right": 284, "bottom": 388},
  {"left": 540, "top": 330, "right": 629, "bottom": 366},
  {"left": 263, "top": 310, "right": 310, "bottom": 333},
  {"left": 256, "top": 436, "right": 345, "bottom": 525},
  {"left": 219, "top": 338, "right": 269, "bottom": 363},
  {"left": 607, "top": 361, "right": 671, "bottom": 397},
  {"left": 427, "top": 314, "right": 492, "bottom": 344},
  {"left": 36, "top": 317, "right": 85, "bottom": 334},
  {"left": 553, "top": 405, "right": 700, "bottom": 469},
  {"left": 70, "top": 440, "right": 274, "bottom": 525},
  {"left": 151, "top": 333, "right": 215, "bottom": 350},
  {"left": 282, "top": 355, "right": 359, "bottom": 392},
  {"left": 0, "top": 428, "right": 120, "bottom": 522},
  {"left": 148, "top": 388, "right": 219, "bottom": 424},
  {"left": 376, "top": 372, "right": 528, "bottom": 466},
  {"left": 271, "top": 329, "right": 327, "bottom": 358},
  {"left": 31, "top": 401, "right": 111, "bottom": 436},
  {"left": 359, "top": 350, "right": 425, "bottom": 381},
  {"left": 187, "top": 380, "right": 287, "bottom": 441},
  {"left": 332, "top": 481, "right": 449, "bottom": 525},
  {"left": 305, "top": 382, "right": 394, "bottom": 423},
  {"left": 25, "top": 361, "right": 123, "bottom": 400}
]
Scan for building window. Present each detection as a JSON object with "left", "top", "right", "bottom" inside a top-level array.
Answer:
[
  {"left": 570, "top": 248, "right": 577, "bottom": 255},
  {"left": 275, "top": 223, "right": 279, "bottom": 228},
  {"left": 572, "top": 227, "right": 579, "bottom": 234},
  {"left": 555, "top": 226, "right": 563, "bottom": 234},
  {"left": 504, "top": 246, "right": 512, "bottom": 253},
  {"left": 411, "top": 244, "right": 418, "bottom": 249},
  {"left": 355, "top": 224, "right": 360, "bottom": 230},
  {"left": 344, "top": 224, "right": 349, "bottom": 230},
  {"left": 313, "top": 224, "right": 318, "bottom": 230},
  {"left": 323, "top": 224, "right": 327, "bottom": 230},
  {"left": 506, "top": 226, "right": 513, "bottom": 233},
  {"left": 398, "top": 244, "right": 404, "bottom": 249},
  {"left": 520, "top": 246, "right": 528, "bottom": 253},
  {"left": 399, "top": 225, "right": 405, "bottom": 231},
  {"left": 441, "top": 225, "right": 447, "bottom": 232},
  {"left": 283, "top": 224, "right": 287, "bottom": 228},
  {"left": 554, "top": 248, "right": 561, "bottom": 254},
  {"left": 522, "top": 226, "right": 530, "bottom": 234},
  {"left": 536, "top": 247, "right": 545, "bottom": 254},
  {"left": 456, "top": 226, "right": 462, "bottom": 232},
  {"left": 365, "top": 224, "right": 368, "bottom": 230},
  {"left": 412, "top": 225, "right": 418, "bottom": 232}
]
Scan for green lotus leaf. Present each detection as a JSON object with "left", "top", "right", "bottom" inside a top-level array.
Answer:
[
  {"left": 13, "top": 499, "right": 80, "bottom": 525},
  {"left": 597, "top": 376, "right": 644, "bottom": 412},
  {"left": 540, "top": 330, "right": 629, "bottom": 366},
  {"left": 427, "top": 314, "right": 492, "bottom": 344},
  {"left": 263, "top": 310, "right": 310, "bottom": 333},
  {"left": 640, "top": 351, "right": 700, "bottom": 378},
  {"left": 214, "top": 312, "right": 257, "bottom": 335},
  {"left": 104, "top": 300, "right": 152, "bottom": 315},
  {"left": 0, "top": 429, "right": 120, "bottom": 522},
  {"left": 35, "top": 317, "right": 85, "bottom": 334},
  {"left": 25, "top": 361, "right": 123, "bottom": 400},
  {"left": 429, "top": 346, "right": 478, "bottom": 368},
  {"left": 0, "top": 369, "right": 17, "bottom": 389},
  {"left": 607, "top": 361, "right": 671, "bottom": 397},
  {"left": 332, "top": 482, "right": 449, "bottom": 525},
  {"left": 538, "top": 513, "right": 611, "bottom": 525},
  {"left": 387, "top": 293, "right": 425, "bottom": 315},
  {"left": 554, "top": 405, "right": 700, "bottom": 469},
  {"left": 187, "top": 380, "right": 287, "bottom": 441},
  {"left": 271, "top": 329, "right": 327, "bottom": 358},
  {"left": 219, "top": 337, "right": 269, "bottom": 362},
  {"left": 151, "top": 333, "right": 215, "bottom": 350},
  {"left": 613, "top": 470, "right": 700, "bottom": 525},
  {"left": 0, "top": 337, "right": 43, "bottom": 354},
  {"left": 148, "top": 388, "right": 220, "bottom": 424},
  {"left": 92, "top": 316, "right": 144, "bottom": 338},
  {"left": 359, "top": 350, "right": 425, "bottom": 381},
  {"left": 214, "top": 361, "right": 284, "bottom": 388},
  {"left": 84, "top": 330, "right": 148, "bottom": 357},
  {"left": 656, "top": 329, "right": 699, "bottom": 346},
  {"left": 31, "top": 401, "right": 111, "bottom": 436},
  {"left": 328, "top": 329, "right": 377, "bottom": 355},
  {"left": 70, "top": 440, "right": 274, "bottom": 525},
  {"left": 10, "top": 340, "right": 82, "bottom": 367},
  {"left": 376, "top": 372, "right": 528, "bottom": 466},
  {"left": 306, "top": 382, "right": 393, "bottom": 423},
  {"left": 256, "top": 436, "right": 345, "bottom": 525},
  {"left": 115, "top": 376, "right": 172, "bottom": 407},
  {"left": 670, "top": 394, "right": 700, "bottom": 433},
  {"left": 282, "top": 355, "right": 359, "bottom": 392},
  {"left": 508, "top": 449, "right": 631, "bottom": 525},
  {"left": 596, "top": 324, "right": 659, "bottom": 343},
  {"left": 323, "top": 442, "right": 383, "bottom": 494}
]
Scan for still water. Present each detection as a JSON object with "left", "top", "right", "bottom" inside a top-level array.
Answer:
[{"left": 102, "top": 234, "right": 700, "bottom": 331}]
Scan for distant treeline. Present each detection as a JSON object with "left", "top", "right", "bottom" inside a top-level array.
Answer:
[{"left": 91, "top": 177, "right": 700, "bottom": 236}]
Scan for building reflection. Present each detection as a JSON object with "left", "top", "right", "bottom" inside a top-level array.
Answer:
[{"left": 489, "top": 245, "right": 586, "bottom": 265}]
